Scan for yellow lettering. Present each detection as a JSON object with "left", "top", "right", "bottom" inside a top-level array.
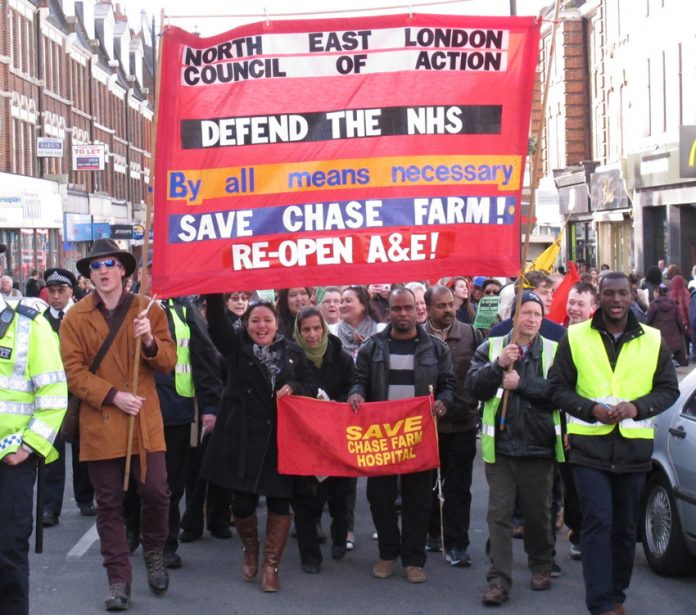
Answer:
[
  {"left": 384, "top": 419, "right": 405, "bottom": 437},
  {"left": 363, "top": 424, "right": 383, "bottom": 439},
  {"left": 346, "top": 425, "right": 362, "bottom": 440},
  {"left": 404, "top": 416, "right": 422, "bottom": 433}
]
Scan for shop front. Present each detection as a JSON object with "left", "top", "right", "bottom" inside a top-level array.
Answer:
[
  {"left": 626, "top": 140, "right": 696, "bottom": 275},
  {"left": 554, "top": 163, "right": 597, "bottom": 267},
  {"left": 589, "top": 165, "right": 633, "bottom": 273},
  {"left": 0, "top": 172, "right": 63, "bottom": 287}
]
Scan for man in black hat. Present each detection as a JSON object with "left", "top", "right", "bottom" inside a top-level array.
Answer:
[
  {"left": 41, "top": 268, "right": 96, "bottom": 526},
  {"left": 60, "top": 239, "right": 177, "bottom": 611}
]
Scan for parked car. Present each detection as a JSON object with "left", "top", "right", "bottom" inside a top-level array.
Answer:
[{"left": 641, "top": 369, "right": 696, "bottom": 576}]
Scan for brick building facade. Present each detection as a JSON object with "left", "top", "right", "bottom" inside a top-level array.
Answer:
[
  {"left": 0, "top": 0, "right": 153, "bottom": 286},
  {"left": 539, "top": 0, "right": 696, "bottom": 275}
]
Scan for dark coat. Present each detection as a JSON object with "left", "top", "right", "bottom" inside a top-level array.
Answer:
[
  {"left": 424, "top": 320, "right": 481, "bottom": 432},
  {"left": 646, "top": 296, "right": 685, "bottom": 352},
  {"left": 307, "top": 334, "right": 354, "bottom": 402},
  {"left": 349, "top": 324, "right": 454, "bottom": 409},
  {"left": 548, "top": 310, "right": 679, "bottom": 473},
  {"left": 202, "top": 295, "right": 316, "bottom": 497},
  {"left": 154, "top": 298, "right": 223, "bottom": 425},
  {"left": 466, "top": 333, "right": 558, "bottom": 459}
]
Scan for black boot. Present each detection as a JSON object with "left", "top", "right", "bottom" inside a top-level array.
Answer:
[
  {"left": 143, "top": 550, "right": 169, "bottom": 594},
  {"left": 105, "top": 582, "right": 130, "bottom": 611}
]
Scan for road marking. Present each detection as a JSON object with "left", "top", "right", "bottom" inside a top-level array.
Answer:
[{"left": 66, "top": 523, "right": 99, "bottom": 560}]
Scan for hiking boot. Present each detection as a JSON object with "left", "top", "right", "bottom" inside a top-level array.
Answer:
[
  {"left": 105, "top": 582, "right": 130, "bottom": 611},
  {"left": 143, "top": 550, "right": 169, "bottom": 594}
]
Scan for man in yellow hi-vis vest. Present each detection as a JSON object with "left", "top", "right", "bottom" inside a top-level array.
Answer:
[
  {"left": 549, "top": 272, "right": 679, "bottom": 615},
  {"left": 467, "top": 291, "right": 563, "bottom": 608},
  {"left": 0, "top": 246, "right": 68, "bottom": 615}
]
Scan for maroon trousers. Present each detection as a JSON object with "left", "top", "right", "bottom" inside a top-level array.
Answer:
[{"left": 88, "top": 452, "right": 170, "bottom": 584}]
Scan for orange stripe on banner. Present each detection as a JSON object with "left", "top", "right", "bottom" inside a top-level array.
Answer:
[{"left": 167, "top": 155, "right": 522, "bottom": 205}]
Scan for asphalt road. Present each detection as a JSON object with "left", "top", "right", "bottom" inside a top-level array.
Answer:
[{"left": 28, "top": 435, "right": 696, "bottom": 615}]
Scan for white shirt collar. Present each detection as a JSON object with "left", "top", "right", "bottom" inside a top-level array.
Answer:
[{"left": 49, "top": 299, "right": 73, "bottom": 319}]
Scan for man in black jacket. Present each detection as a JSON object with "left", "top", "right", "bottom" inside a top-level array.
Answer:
[
  {"left": 467, "top": 291, "right": 562, "bottom": 606},
  {"left": 41, "top": 268, "right": 96, "bottom": 526},
  {"left": 423, "top": 284, "right": 481, "bottom": 567},
  {"left": 549, "top": 273, "right": 679, "bottom": 615},
  {"left": 348, "top": 288, "right": 454, "bottom": 584}
]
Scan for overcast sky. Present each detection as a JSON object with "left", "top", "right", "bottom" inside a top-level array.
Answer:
[{"left": 119, "top": 0, "right": 551, "bottom": 36}]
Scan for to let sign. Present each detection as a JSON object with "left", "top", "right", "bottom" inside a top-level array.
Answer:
[{"left": 72, "top": 144, "right": 106, "bottom": 171}]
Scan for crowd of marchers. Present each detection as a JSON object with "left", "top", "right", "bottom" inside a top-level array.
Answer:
[{"left": 2, "top": 241, "right": 694, "bottom": 615}]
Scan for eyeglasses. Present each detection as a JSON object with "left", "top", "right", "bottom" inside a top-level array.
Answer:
[
  {"left": 484, "top": 289, "right": 500, "bottom": 295},
  {"left": 89, "top": 258, "right": 119, "bottom": 271}
]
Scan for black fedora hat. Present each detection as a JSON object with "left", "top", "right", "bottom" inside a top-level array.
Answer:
[
  {"left": 76, "top": 239, "right": 136, "bottom": 278},
  {"left": 44, "top": 268, "right": 78, "bottom": 288}
]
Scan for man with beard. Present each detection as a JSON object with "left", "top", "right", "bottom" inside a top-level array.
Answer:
[
  {"left": 348, "top": 288, "right": 454, "bottom": 584},
  {"left": 549, "top": 273, "right": 679, "bottom": 615}
]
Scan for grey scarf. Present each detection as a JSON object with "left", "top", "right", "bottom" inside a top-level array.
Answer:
[
  {"left": 253, "top": 343, "right": 283, "bottom": 390},
  {"left": 336, "top": 316, "right": 377, "bottom": 357}
]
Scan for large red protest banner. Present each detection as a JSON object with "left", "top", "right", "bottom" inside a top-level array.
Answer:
[
  {"left": 277, "top": 395, "right": 439, "bottom": 477},
  {"left": 152, "top": 14, "right": 540, "bottom": 296}
]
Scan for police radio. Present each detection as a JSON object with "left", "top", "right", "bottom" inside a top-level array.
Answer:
[{"left": 0, "top": 303, "right": 15, "bottom": 339}]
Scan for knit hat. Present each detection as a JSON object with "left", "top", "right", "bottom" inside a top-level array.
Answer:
[{"left": 511, "top": 291, "right": 545, "bottom": 316}]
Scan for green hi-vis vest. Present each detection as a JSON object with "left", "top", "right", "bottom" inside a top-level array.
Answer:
[
  {"left": 168, "top": 300, "right": 194, "bottom": 398},
  {"left": 0, "top": 298, "right": 68, "bottom": 463},
  {"left": 481, "top": 335, "right": 564, "bottom": 464},
  {"left": 566, "top": 319, "right": 661, "bottom": 439}
]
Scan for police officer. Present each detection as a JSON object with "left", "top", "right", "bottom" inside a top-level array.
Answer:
[
  {"left": 0, "top": 245, "right": 68, "bottom": 615},
  {"left": 41, "top": 268, "right": 96, "bottom": 526}
]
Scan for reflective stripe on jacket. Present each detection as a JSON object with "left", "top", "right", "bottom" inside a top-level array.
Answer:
[
  {"left": 0, "top": 297, "right": 68, "bottom": 462},
  {"left": 566, "top": 319, "right": 661, "bottom": 439},
  {"left": 481, "top": 335, "right": 564, "bottom": 463},
  {"left": 169, "top": 300, "right": 194, "bottom": 398}
]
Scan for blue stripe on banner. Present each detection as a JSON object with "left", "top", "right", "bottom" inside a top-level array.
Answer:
[{"left": 168, "top": 195, "right": 516, "bottom": 244}]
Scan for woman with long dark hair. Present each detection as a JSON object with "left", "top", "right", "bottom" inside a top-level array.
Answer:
[
  {"left": 291, "top": 307, "right": 355, "bottom": 573},
  {"left": 452, "top": 277, "right": 476, "bottom": 323},
  {"left": 276, "top": 287, "right": 311, "bottom": 340},
  {"left": 202, "top": 298, "right": 316, "bottom": 592}
]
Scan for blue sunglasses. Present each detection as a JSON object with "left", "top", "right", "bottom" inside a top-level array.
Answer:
[{"left": 89, "top": 258, "right": 119, "bottom": 270}]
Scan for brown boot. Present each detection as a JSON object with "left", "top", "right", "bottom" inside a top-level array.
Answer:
[
  {"left": 260, "top": 513, "right": 293, "bottom": 592},
  {"left": 234, "top": 514, "right": 259, "bottom": 581}
]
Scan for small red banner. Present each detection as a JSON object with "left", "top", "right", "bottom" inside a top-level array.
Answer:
[{"left": 277, "top": 395, "right": 439, "bottom": 477}]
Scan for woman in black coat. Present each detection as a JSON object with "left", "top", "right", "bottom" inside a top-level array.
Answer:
[
  {"left": 202, "top": 297, "right": 316, "bottom": 592},
  {"left": 291, "top": 307, "right": 355, "bottom": 573}
]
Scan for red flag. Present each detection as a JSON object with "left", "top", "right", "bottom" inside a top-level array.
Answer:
[
  {"left": 277, "top": 395, "right": 439, "bottom": 477},
  {"left": 546, "top": 261, "right": 581, "bottom": 324}
]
